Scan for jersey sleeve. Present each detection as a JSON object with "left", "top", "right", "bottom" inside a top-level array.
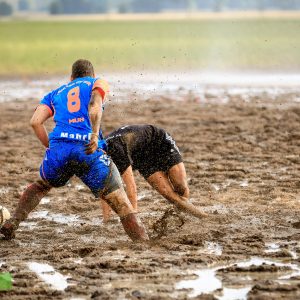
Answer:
[
  {"left": 107, "top": 140, "right": 131, "bottom": 175},
  {"left": 39, "top": 91, "right": 54, "bottom": 116},
  {"left": 92, "top": 78, "right": 109, "bottom": 103}
]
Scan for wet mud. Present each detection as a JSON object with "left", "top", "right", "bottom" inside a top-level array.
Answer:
[{"left": 0, "top": 88, "right": 299, "bottom": 299}]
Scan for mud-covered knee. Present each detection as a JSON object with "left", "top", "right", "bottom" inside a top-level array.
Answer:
[
  {"left": 175, "top": 184, "right": 189, "bottom": 198},
  {"left": 36, "top": 180, "right": 52, "bottom": 191},
  {"left": 101, "top": 162, "right": 123, "bottom": 197}
]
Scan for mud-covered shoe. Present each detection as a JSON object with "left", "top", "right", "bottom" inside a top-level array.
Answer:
[{"left": 0, "top": 219, "right": 18, "bottom": 240}]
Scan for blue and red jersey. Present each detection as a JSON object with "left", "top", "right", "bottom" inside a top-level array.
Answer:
[{"left": 40, "top": 76, "right": 109, "bottom": 148}]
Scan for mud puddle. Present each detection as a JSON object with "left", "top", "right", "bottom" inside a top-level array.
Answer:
[
  {"left": 265, "top": 242, "right": 299, "bottom": 259},
  {"left": 212, "top": 179, "right": 249, "bottom": 192},
  {"left": 175, "top": 256, "right": 300, "bottom": 299},
  {"left": 29, "top": 210, "right": 81, "bottom": 225},
  {"left": 0, "top": 187, "right": 11, "bottom": 195},
  {"left": 19, "top": 221, "right": 38, "bottom": 229},
  {"left": 201, "top": 241, "right": 223, "bottom": 256},
  {"left": 2, "top": 73, "right": 300, "bottom": 104},
  {"left": 40, "top": 197, "right": 50, "bottom": 205},
  {"left": 27, "top": 210, "right": 104, "bottom": 227},
  {"left": 137, "top": 190, "right": 152, "bottom": 201},
  {"left": 27, "top": 262, "right": 70, "bottom": 291}
]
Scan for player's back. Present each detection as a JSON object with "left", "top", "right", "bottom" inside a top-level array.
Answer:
[
  {"left": 106, "top": 125, "right": 165, "bottom": 153},
  {"left": 105, "top": 125, "right": 166, "bottom": 169},
  {"left": 40, "top": 76, "right": 105, "bottom": 146}
]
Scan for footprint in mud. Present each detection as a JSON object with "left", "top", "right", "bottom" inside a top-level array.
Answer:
[
  {"left": 75, "top": 247, "right": 96, "bottom": 258},
  {"left": 151, "top": 208, "right": 185, "bottom": 239}
]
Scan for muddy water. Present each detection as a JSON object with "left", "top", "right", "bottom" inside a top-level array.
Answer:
[
  {"left": 27, "top": 262, "right": 70, "bottom": 291},
  {"left": 0, "top": 80, "right": 300, "bottom": 299},
  {"left": 175, "top": 257, "right": 300, "bottom": 299},
  {"left": 1, "top": 73, "right": 300, "bottom": 104}
]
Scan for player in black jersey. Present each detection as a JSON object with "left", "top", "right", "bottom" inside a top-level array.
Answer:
[{"left": 102, "top": 125, "right": 207, "bottom": 221}]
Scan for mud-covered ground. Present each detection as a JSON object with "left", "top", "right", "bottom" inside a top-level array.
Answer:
[{"left": 0, "top": 88, "right": 299, "bottom": 299}]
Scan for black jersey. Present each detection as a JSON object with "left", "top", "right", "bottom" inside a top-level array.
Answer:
[{"left": 105, "top": 125, "right": 182, "bottom": 179}]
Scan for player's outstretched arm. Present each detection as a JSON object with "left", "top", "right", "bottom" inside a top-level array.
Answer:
[
  {"left": 30, "top": 105, "right": 52, "bottom": 148},
  {"left": 86, "top": 89, "right": 103, "bottom": 154},
  {"left": 147, "top": 172, "right": 208, "bottom": 219},
  {"left": 121, "top": 166, "right": 138, "bottom": 211}
]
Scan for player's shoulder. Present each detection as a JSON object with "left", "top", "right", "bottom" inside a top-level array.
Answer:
[
  {"left": 130, "top": 124, "right": 164, "bottom": 136},
  {"left": 42, "top": 84, "right": 65, "bottom": 101},
  {"left": 53, "top": 77, "right": 94, "bottom": 97},
  {"left": 92, "top": 77, "right": 110, "bottom": 93},
  {"left": 109, "top": 124, "right": 157, "bottom": 134},
  {"left": 106, "top": 125, "right": 156, "bottom": 142}
]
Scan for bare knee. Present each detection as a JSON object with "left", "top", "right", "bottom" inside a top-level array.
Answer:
[
  {"left": 103, "top": 188, "right": 134, "bottom": 217},
  {"left": 174, "top": 183, "right": 189, "bottom": 198},
  {"left": 168, "top": 163, "right": 189, "bottom": 198},
  {"left": 36, "top": 180, "right": 52, "bottom": 192}
]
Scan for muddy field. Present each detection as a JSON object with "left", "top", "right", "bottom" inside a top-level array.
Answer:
[{"left": 0, "top": 85, "right": 299, "bottom": 299}]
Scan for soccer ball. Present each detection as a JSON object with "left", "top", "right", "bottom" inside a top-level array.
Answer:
[{"left": 0, "top": 206, "right": 11, "bottom": 226}]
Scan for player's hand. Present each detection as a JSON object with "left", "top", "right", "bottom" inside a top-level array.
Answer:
[{"left": 85, "top": 135, "right": 98, "bottom": 155}]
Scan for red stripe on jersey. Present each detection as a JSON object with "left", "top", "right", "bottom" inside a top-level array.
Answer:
[
  {"left": 39, "top": 104, "right": 53, "bottom": 116},
  {"left": 93, "top": 87, "right": 106, "bottom": 102}
]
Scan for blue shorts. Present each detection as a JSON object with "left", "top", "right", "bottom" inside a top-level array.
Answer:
[{"left": 40, "top": 141, "right": 110, "bottom": 197}]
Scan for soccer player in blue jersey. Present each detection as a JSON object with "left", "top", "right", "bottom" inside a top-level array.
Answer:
[{"left": 0, "top": 59, "right": 148, "bottom": 242}]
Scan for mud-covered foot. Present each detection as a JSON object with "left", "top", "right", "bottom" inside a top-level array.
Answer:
[{"left": 0, "top": 219, "right": 17, "bottom": 240}]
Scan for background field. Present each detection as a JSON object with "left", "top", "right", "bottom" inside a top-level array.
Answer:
[
  {"left": 1, "top": 9, "right": 300, "bottom": 299},
  {"left": 1, "top": 18, "right": 300, "bottom": 76}
]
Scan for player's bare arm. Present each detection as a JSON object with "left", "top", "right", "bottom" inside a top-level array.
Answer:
[
  {"left": 30, "top": 105, "right": 52, "bottom": 148},
  {"left": 85, "top": 89, "right": 103, "bottom": 154},
  {"left": 147, "top": 171, "right": 208, "bottom": 219}
]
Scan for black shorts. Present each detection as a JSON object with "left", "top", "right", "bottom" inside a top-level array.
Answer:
[{"left": 137, "top": 133, "right": 182, "bottom": 179}]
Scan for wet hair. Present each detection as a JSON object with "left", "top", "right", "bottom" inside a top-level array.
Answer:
[{"left": 71, "top": 59, "right": 94, "bottom": 79}]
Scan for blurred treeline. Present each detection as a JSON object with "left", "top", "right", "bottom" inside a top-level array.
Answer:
[
  {"left": 48, "top": 0, "right": 300, "bottom": 14},
  {"left": 1, "top": 0, "right": 300, "bottom": 16}
]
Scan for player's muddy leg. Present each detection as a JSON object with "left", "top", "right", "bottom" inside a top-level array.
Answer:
[
  {"left": 101, "top": 199, "right": 112, "bottom": 223},
  {"left": 147, "top": 171, "right": 207, "bottom": 219},
  {"left": 168, "top": 163, "right": 190, "bottom": 199},
  {"left": 147, "top": 171, "right": 176, "bottom": 200},
  {"left": 0, "top": 180, "right": 51, "bottom": 240},
  {"left": 103, "top": 189, "right": 149, "bottom": 241},
  {"left": 101, "top": 163, "right": 149, "bottom": 241}
]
